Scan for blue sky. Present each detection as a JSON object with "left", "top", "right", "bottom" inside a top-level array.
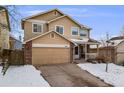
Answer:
[{"left": 16, "top": 5, "right": 124, "bottom": 40}]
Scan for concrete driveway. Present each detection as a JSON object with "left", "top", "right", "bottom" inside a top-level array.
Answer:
[{"left": 37, "top": 63, "right": 111, "bottom": 87}]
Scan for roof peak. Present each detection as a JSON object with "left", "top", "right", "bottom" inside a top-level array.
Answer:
[{"left": 23, "top": 8, "right": 65, "bottom": 20}]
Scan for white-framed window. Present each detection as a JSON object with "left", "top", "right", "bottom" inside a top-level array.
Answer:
[
  {"left": 32, "top": 23, "right": 43, "bottom": 33},
  {"left": 80, "top": 29, "right": 88, "bottom": 37},
  {"left": 55, "top": 25, "right": 64, "bottom": 35},
  {"left": 71, "top": 27, "right": 79, "bottom": 36}
]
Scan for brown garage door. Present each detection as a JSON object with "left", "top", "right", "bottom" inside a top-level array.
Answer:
[{"left": 32, "top": 48, "right": 70, "bottom": 65}]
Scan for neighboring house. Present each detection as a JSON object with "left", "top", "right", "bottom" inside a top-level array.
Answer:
[
  {"left": 108, "top": 36, "right": 124, "bottom": 64},
  {"left": 9, "top": 36, "right": 22, "bottom": 50},
  {"left": 22, "top": 9, "right": 100, "bottom": 65},
  {"left": 0, "top": 6, "right": 10, "bottom": 50}
]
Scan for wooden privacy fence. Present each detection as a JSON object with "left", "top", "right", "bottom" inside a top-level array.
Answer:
[
  {"left": 9, "top": 50, "right": 24, "bottom": 65},
  {"left": 90, "top": 47, "right": 115, "bottom": 63}
]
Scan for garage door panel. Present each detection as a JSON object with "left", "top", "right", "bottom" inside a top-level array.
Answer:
[{"left": 32, "top": 48, "right": 70, "bottom": 65}]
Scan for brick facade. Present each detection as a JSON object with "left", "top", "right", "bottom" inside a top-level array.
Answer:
[{"left": 24, "top": 41, "right": 32, "bottom": 64}]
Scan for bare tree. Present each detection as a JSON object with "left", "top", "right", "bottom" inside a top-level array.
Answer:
[
  {"left": 0, "top": 5, "right": 22, "bottom": 42},
  {"left": 120, "top": 26, "right": 124, "bottom": 36},
  {"left": 0, "top": 6, "right": 8, "bottom": 30},
  {"left": 0, "top": 5, "right": 22, "bottom": 34},
  {"left": 100, "top": 38, "right": 107, "bottom": 47},
  {"left": 100, "top": 32, "right": 111, "bottom": 72},
  {"left": 106, "top": 32, "right": 110, "bottom": 72},
  {"left": 0, "top": 5, "right": 22, "bottom": 75},
  {"left": 100, "top": 33, "right": 110, "bottom": 47},
  {"left": 4, "top": 5, "right": 22, "bottom": 31}
]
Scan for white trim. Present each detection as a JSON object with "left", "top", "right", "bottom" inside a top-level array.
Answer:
[
  {"left": 71, "top": 27, "right": 79, "bottom": 36},
  {"left": 32, "top": 44, "right": 70, "bottom": 48},
  {"left": 26, "top": 19, "right": 47, "bottom": 24},
  {"left": 32, "top": 23, "right": 43, "bottom": 34},
  {"left": 55, "top": 25, "right": 64, "bottom": 35},
  {"left": 48, "top": 16, "right": 66, "bottom": 23}
]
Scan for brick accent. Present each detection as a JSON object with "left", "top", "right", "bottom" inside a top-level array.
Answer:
[{"left": 24, "top": 41, "right": 32, "bottom": 64}]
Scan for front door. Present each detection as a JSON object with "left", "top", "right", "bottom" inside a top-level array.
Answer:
[
  {"left": 74, "top": 46, "right": 79, "bottom": 59},
  {"left": 80, "top": 45, "right": 85, "bottom": 58}
]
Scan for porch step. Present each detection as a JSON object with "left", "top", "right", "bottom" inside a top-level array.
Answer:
[{"left": 74, "top": 59, "right": 87, "bottom": 64}]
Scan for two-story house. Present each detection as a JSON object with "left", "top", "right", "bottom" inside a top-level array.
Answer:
[
  {"left": 0, "top": 6, "right": 10, "bottom": 51},
  {"left": 22, "top": 9, "right": 100, "bottom": 65}
]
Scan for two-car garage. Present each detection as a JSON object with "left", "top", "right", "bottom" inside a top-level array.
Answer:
[
  {"left": 32, "top": 48, "right": 70, "bottom": 65},
  {"left": 24, "top": 31, "right": 73, "bottom": 65}
]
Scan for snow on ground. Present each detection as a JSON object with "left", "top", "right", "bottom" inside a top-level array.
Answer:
[
  {"left": 78, "top": 63, "right": 124, "bottom": 87},
  {"left": 0, "top": 65, "right": 50, "bottom": 87}
]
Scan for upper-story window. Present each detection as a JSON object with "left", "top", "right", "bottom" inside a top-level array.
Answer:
[
  {"left": 55, "top": 25, "right": 64, "bottom": 35},
  {"left": 80, "top": 29, "right": 88, "bottom": 37},
  {"left": 71, "top": 27, "right": 79, "bottom": 36},
  {"left": 32, "top": 23, "right": 43, "bottom": 33}
]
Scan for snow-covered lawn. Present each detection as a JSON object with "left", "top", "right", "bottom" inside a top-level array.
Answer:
[
  {"left": 78, "top": 63, "right": 124, "bottom": 87},
  {"left": 0, "top": 65, "right": 50, "bottom": 87}
]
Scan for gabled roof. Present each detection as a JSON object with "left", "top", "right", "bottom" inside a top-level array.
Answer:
[
  {"left": 47, "top": 15, "right": 66, "bottom": 23},
  {"left": 88, "top": 38, "right": 101, "bottom": 44},
  {"left": 109, "top": 36, "right": 124, "bottom": 41},
  {"left": 47, "top": 14, "right": 91, "bottom": 30},
  {"left": 23, "top": 30, "right": 76, "bottom": 45},
  {"left": 71, "top": 38, "right": 100, "bottom": 45},
  {"left": 105, "top": 36, "right": 124, "bottom": 47},
  {"left": 22, "top": 8, "right": 64, "bottom": 20},
  {"left": 65, "top": 14, "right": 91, "bottom": 30},
  {"left": 22, "top": 8, "right": 91, "bottom": 30}
]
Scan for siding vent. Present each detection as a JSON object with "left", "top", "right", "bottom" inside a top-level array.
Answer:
[
  {"left": 54, "top": 11, "right": 57, "bottom": 16},
  {"left": 50, "top": 33, "right": 55, "bottom": 38}
]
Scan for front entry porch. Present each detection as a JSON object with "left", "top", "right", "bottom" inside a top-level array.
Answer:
[{"left": 72, "top": 39, "right": 100, "bottom": 62}]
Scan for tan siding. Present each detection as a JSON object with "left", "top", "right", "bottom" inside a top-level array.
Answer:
[
  {"left": 23, "top": 10, "right": 90, "bottom": 41},
  {"left": 31, "top": 31, "right": 71, "bottom": 65},
  {"left": 48, "top": 17, "right": 81, "bottom": 39},
  {"left": 117, "top": 41, "right": 124, "bottom": 52},
  {"left": 0, "top": 10, "right": 10, "bottom": 49},
  {"left": 23, "top": 10, "right": 62, "bottom": 41},
  {"left": 116, "top": 54, "right": 124, "bottom": 64},
  {"left": 116, "top": 41, "right": 124, "bottom": 64},
  {"left": 24, "top": 21, "right": 48, "bottom": 41},
  {"left": 32, "top": 32, "right": 70, "bottom": 45}
]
